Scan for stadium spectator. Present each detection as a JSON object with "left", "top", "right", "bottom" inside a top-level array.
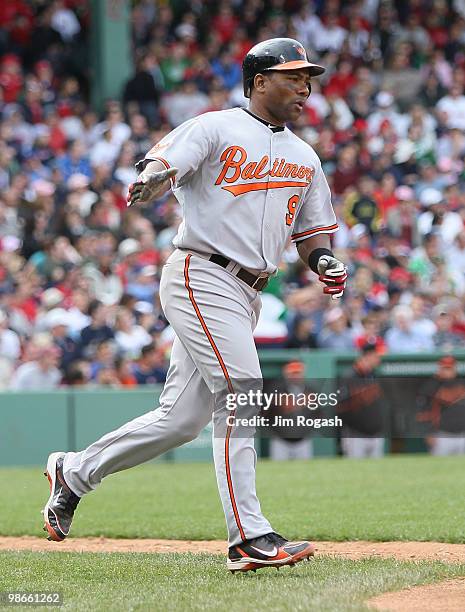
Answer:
[
  {"left": 0, "top": 54, "right": 23, "bottom": 103},
  {"left": 133, "top": 341, "right": 167, "bottom": 384},
  {"left": 344, "top": 175, "right": 380, "bottom": 235},
  {"left": 126, "top": 264, "right": 158, "bottom": 303},
  {"left": 160, "top": 41, "right": 191, "bottom": 91},
  {"left": 212, "top": 5, "right": 239, "bottom": 45},
  {"left": 94, "top": 104, "right": 131, "bottom": 150},
  {"left": 432, "top": 304, "right": 463, "bottom": 350},
  {"left": 95, "top": 364, "right": 121, "bottom": 387},
  {"left": 416, "top": 188, "right": 463, "bottom": 245},
  {"left": 211, "top": 50, "right": 242, "bottom": 90},
  {"left": 123, "top": 53, "right": 163, "bottom": 127},
  {"left": 55, "top": 140, "right": 92, "bottom": 182},
  {"left": 0, "top": 308, "right": 20, "bottom": 361},
  {"left": 128, "top": 114, "right": 152, "bottom": 161},
  {"left": 367, "top": 91, "right": 408, "bottom": 138},
  {"left": 0, "top": 0, "right": 464, "bottom": 389},
  {"left": 115, "top": 355, "right": 138, "bottom": 387},
  {"left": 50, "top": 0, "right": 81, "bottom": 42},
  {"left": 385, "top": 305, "right": 434, "bottom": 353},
  {"left": 436, "top": 84, "right": 465, "bottom": 131},
  {"left": 353, "top": 313, "right": 387, "bottom": 354},
  {"left": 286, "top": 315, "right": 318, "bottom": 349},
  {"left": 409, "top": 295, "right": 436, "bottom": 342},
  {"left": 163, "top": 79, "right": 209, "bottom": 128},
  {"left": 446, "top": 232, "right": 465, "bottom": 295},
  {"left": 79, "top": 300, "right": 114, "bottom": 359},
  {"left": 89, "top": 128, "right": 120, "bottom": 168},
  {"left": 43, "top": 307, "right": 77, "bottom": 371},
  {"left": 114, "top": 306, "right": 151, "bottom": 358},
  {"left": 318, "top": 307, "right": 355, "bottom": 351},
  {"left": 34, "top": 287, "right": 64, "bottom": 331},
  {"left": 314, "top": 11, "right": 346, "bottom": 54},
  {"left": 0, "top": 309, "right": 20, "bottom": 388},
  {"left": 332, "top": 144, "right": 361, "bottom": 195},
  {"left": 10, "top": 343, "right": 61, "bottom": 390},
  {"left": 89, "top": 339, "right": 117, "bottom": 381},
  {"left": 64, "top": 361, "right": 90, "bottom": 386},
  {"left": 116, "top": 238, "right": 143, "bottom": 289},
  {"left": 386, "top": 185, "right": 420, "bottom": 245},
  {"left": 82, "top": 240, "right": 123, "bottom": 306}
]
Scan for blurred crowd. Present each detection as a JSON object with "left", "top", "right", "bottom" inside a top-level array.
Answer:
[{"left": 1, "top": 0, "right": 465, "bottom": 390}]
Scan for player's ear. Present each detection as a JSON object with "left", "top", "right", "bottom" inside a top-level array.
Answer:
[{"left": 253, "top": 73, "right": 267, "bottom": 94}]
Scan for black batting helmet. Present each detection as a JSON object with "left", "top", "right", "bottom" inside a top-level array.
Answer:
[{"left": 242, "top": 38, "right": 325, "bottom": 98}]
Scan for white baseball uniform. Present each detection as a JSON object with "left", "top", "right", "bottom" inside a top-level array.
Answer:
[{"left": 63, "top": 107, "right": 338, "bottom": 545}]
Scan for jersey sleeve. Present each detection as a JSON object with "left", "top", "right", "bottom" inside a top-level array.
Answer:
[
  {"left": 291, "top": 160, "right": 338, "bottom": 242},
  {"left": 135, "top": 116, "right": 211, "bottom": 187}
]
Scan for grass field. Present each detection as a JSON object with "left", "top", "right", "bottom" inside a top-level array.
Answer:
[
  {"left": 0, "top": 455, "right": 464, "bottom": 611},
  {"left": 0, "top": 455, "right": 464, "bottom": 542},
  {"left": 1, "top": 552, "right": 464, "bottom": 611}
]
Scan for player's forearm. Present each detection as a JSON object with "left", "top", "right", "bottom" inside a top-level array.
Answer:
[
  {"left": 296, "top": 235, "right": 332, "bottom": 266},
  {"left": 127, "top": 162, "right": 178, "bottom": 207},
  {"left": 139, "top": 159, "right": 167, "bottom": 178}
]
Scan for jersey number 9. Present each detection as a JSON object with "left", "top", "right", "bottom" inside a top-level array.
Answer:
[{"left": 286, "top": 195, "right": 299, "bottom": 227}]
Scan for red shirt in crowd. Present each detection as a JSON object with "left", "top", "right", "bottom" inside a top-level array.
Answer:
[
  {"left": 373, "top": 189, "right": 399, "bottom": 220},
  {"left": 0, "top": 1, "right": 33, "bottom": 47},
  {"left": 0, "top": 55, "right": 23, "bottom": 103},
  {"left": 325, "top": 73, "right": 357, "bottom": 99},
  {"left": 332, "top": 164, "right": 362, "bottom": 195},
  {"left": 212, "top": 9, "right": 238, "bottom": 44}
]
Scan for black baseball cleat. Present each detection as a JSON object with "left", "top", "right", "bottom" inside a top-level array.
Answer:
[
  {"left": 227, "top": 532, "right": 315, "bottom": 573},
  {"left": 42, "top": 452, "right": 80, "bottom": 542}
]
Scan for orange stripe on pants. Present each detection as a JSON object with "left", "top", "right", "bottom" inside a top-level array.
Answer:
[{"left": 183, "top": 254, "right": 246, "bottom": 543}]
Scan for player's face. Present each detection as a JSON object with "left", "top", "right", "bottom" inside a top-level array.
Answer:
[
  {"left": 263, "top": 69, "right": 311, "bottom": 122},
  {"left": 438, "top": 364, "right": 457, "bottom": 379}
]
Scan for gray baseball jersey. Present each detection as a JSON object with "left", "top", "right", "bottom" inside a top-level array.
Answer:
[
  {"left": 63, "top": 108, "right": 338, "bottom": 546},
  {"left": 137, "top": 108, "right": 337, "bottom": 272}
]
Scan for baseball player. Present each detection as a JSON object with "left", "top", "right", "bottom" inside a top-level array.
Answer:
[
  {"left": 338, "top": 341, "right": 386, "bottom": 459},
  {"left": 43, "top": 38, "right": 347, "bottom": 573},
  {"left": 417, "top": 356, "right": 465, "bottom": 456}
]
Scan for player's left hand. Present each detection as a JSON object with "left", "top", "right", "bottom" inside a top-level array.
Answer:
[
  {"left": 317, "top": 255, "right": 347, "bottom": 300},
  {"left": 127, "top": 167, "right": 178, "bottom": 207}
]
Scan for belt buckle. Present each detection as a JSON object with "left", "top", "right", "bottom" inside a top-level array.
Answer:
[{"left": 251, "top": 273, "right": 269, "bottom": 290}]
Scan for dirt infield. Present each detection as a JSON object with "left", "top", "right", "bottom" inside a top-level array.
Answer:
[
  {"left": 367, "top": 578, "right": 465, "bottom": 612},
  {"left": 1, "top": 536, "right": 464, "bottom": 562}
]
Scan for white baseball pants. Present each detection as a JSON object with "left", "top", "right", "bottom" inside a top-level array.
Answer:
[
  {"left": 430, "top": 434, "right": 465, "bottom": 456},
  {"left": 341, "top": 434, "right": 385, "bottom": 458},
  {"left": 63, "top": 249, "right": 273, "bottom": 545},
  {"left": 270, "top": 438, "right": 313, "bottom": 460}
]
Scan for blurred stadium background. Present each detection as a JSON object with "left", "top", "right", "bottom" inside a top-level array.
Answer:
[{"left": 1, "top": 0, "right": 465, "bottom": 465}]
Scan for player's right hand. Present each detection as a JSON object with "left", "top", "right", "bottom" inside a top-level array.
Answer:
[{"left": 127, "top": 167, "right": 178, "bottom": 207}]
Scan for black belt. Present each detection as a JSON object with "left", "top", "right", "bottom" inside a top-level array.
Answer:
[{"left": 209, "top": 254, "right": 269, "bottom": 291}]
